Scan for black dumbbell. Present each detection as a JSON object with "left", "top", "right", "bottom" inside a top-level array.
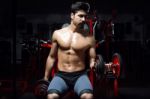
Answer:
[
  {"left": 95, "top": 54, "right": 105, "bottom": 78},
  {"left": 34, "top": 79, "right": 50, "bottom": 96}
]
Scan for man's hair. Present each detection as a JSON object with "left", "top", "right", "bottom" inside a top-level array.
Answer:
[{"left": 71, "top": 2, "right": 90, "bottom": 13}]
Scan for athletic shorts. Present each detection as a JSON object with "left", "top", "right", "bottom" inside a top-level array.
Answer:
[{"left": 47, "top": 70, "right": 93, "bottom": 96}]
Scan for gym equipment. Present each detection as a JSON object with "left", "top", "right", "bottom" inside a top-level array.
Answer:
[
  {"left": 95, "top": 54, "right": 104, "bottom": 78},
  {"left": 94, "top": 53, "right": 122, "bottom": 97},
  {"left": 95, "top": 53, "right": 122, "bottom": 79},
  {"left": 111, "top": 53, "right": 122, "bottom": 78},
  {"left": 104, "top": 53, "right": 122, "bottom": 79},
  {"left": 34, "top": 79, "right": 49, "bottom": 96}
]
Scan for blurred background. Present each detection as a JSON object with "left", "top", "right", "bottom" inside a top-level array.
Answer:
[{"left": 0, "top": 0, "right": 150, "bottom": 99}]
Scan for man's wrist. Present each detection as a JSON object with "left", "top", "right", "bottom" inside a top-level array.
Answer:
[{"left": 43, "top": 76, "right": 49, "bottom": 81}]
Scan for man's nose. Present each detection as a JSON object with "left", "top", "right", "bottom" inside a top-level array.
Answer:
[{"left": 82, "top": 17, "right": 86, "bottom": 21}]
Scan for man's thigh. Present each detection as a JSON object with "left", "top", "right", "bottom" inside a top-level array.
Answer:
[
  {"left": 74, "top": 74, "right": 93, "bottom": 96},
  {"left": 47, "top": 76, "right": 69, "bottom": 95}
]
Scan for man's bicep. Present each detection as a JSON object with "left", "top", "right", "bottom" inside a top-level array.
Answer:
[
  {"left": 49, "top": 41, "right": 58, "bottom": 58},
  {"left": 89, "top": 46, "right": 96, "bottom": 61},
  {"left": 88, "top": 46, "right": 96, "bottom": 69},
  {"left": 49, "top": 31, "right": 58, "bottom": 57},
  {"left": 89, "top": 37, "right": 96, "bottom": 59}
]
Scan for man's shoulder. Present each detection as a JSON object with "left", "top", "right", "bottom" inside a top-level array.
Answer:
[
  {"left": 52, "top": 28, "right": 67, "bottom": 40},
  {"left": 85, "top": 33, "right": 94, "bottom": 39},
  {"left": 86, "top": 35, "right": 96, "bottom": 45},
  {"left": 54, "top": 28, "right": 66, "bottom": 34}
]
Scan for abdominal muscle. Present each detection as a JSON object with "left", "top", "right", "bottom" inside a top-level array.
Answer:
[{"left": 57, "top": 49, "right": 86, "bottom": 72}]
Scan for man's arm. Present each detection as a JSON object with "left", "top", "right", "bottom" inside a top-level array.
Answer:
[
  {"left": 44, "top": 31, "right": 58, "bottom": 81},
  {"left": 89, "top": 37, "right": 96, "bottom": 69}
]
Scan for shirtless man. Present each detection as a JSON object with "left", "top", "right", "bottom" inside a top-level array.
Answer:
[{"left": 44, "top": 2, "right": 96, "bottom": 99}]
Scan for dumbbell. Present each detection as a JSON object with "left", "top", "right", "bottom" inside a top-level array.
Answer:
[
  {"left": 94, "top": 54, "right": 105, "bottom": 78},
  {"left": 110, "top": 53, "right": 122, "bottom": 79},
  {"left": 95, "top": 53, "right": 122, "bottom": 79},
  {"left": 34, "top": 79, "right": 50, "bottom": 96}
]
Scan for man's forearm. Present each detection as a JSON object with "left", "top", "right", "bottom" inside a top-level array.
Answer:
[
  {"left": 90, "top": 58, "right": 96, "bottom": 69},
  {"left": 44, "top": 56, "right": 55, "bottom": 80}
]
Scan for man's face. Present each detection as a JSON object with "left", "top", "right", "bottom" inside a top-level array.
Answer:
[{"left": 71, "top": 10, "right": 88, "bottom": 28}]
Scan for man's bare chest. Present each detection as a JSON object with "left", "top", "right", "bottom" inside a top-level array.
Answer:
[{"left": 57, "top": 33, "right": 90, "bottom": 50}]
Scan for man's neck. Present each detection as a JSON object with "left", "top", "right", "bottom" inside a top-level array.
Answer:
[{"left": 69, "top": 23, "right": 82, "bottom": 33}]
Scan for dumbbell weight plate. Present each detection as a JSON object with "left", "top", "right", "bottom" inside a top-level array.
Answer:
[
  {"left": 111, "top": 53, "right": 122, "bottom": 78},
  {"left": 95, "top": 54, "right": 105, "bottom": 78},
  {"left": 34, "top": 79, "right": 50, "bottom": 96}
]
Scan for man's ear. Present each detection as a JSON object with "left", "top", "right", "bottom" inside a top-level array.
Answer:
[{"left": 71, "top": 13, "right": 74, "bottom": 19}]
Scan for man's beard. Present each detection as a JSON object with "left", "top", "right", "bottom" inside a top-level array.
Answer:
[
  {"left": 79, "top": 23, "right": 89, "bottom": 32},
  {"left": 79, "top": 22, "right": 85, "bottom": 29}
]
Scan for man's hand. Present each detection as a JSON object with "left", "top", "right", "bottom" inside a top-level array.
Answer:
[
  {"left": 44, "top": 71, "right": 50, "bottom": 81},
  {"left": 43, "top": 77, "right": 49, "bottom": 81},
  {"left": 90, "top": 61, "right": 96, "bottom": 70}
]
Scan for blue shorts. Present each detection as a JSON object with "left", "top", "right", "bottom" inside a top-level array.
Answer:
[{"left": 47, "top": 70, "right": 93, "bottom": 96}]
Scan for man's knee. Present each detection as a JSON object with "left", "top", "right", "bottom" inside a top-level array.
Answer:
[
  {"left": 80, "top": 93, "right": 93, "bottom": 99},
  {"left": 47, "top": 93, "right": 59, "bottom": 99}
]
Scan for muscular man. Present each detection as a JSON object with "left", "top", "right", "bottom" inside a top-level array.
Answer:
[{"left": 44, "top": 2, "right": 96, "bottom": 99}]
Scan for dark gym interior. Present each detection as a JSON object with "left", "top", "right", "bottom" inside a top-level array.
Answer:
[{"left": 0, "top": 0, "right": 150, "bottom": 99}]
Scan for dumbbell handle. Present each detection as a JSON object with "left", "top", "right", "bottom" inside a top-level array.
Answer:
[{"left": 104, "top": 62, "right": 113, "bottom": 70}]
